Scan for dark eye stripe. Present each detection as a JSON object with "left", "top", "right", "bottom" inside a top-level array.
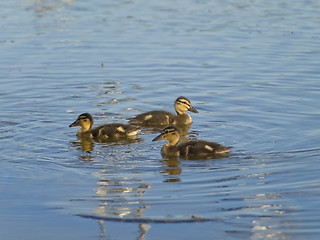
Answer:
[
  {"left": 177, "top": 100, "right": 191, "bottom": 107},
  {"left": 164, "top": 129, "right": 177, "bottom": 134}
]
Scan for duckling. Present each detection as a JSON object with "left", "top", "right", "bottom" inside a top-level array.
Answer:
[
  {"left": 69, "top": 113, "right": 140, "bottom": 141},
  {"left": 128, "top": 96, "right": 198, "bottom": 128},
  {"left": 152, "top": 126, "right": 231, "bottom": 159}
]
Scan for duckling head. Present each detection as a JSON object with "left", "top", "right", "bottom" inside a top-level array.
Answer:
[
  {"left": 69, "top": 113, "right": 94, "bottom": 132},
  {"left": 174, "top": 96, "right": 198, "bottom": 115},
  {"left": 152, "top": 126, "right": 180, "bottom": 145}
]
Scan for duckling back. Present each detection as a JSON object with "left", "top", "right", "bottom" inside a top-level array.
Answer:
[
  {"left": 91, "top": 123, "right": 140, "bottom": 141},
  {"left": 129, "top": 96, "right": 198, "bottom": 128},
  {"left": 69, "top": 113, "right": 140, "bottom": 142},
  {"left": 129, "top": 110, "right": 176, "bottom": 127},
  {"left": 178, "top": 140, "right": 232, "bottom": 158}
]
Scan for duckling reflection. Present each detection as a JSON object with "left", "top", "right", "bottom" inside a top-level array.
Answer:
[
  {"left": 70, "top": 137, "right": 95, "bottom": 153},
  {"left": 129, "top": 96, "right": 198, "bottom": 129},
  {"left": 94, "top": 169, "right": 150, "bottom": 219},
  {"left": 138, "top": 224, "right": 151, "bottom": 240},
  {"left": 92, "top": 169, "right": 152, "bottom": 238},
  {"left": 161, "top": 157, "right": 181, "bottom": 183},
  {"left": 69, "top": 113, "right": 141, "bottom": 142},
  {"left": 153, "top": 126, "right": 232, "bottom": 160}
]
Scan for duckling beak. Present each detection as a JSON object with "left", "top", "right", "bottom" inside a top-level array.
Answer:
[
  {"left": 69, "top": 119, "right": 79, "bottom": 128},
  {"left": 188, "top": 106, "right": 199, "bottom": 113},
  {"left": 152, "top": 133, "right": 165, "bottom": 141}
]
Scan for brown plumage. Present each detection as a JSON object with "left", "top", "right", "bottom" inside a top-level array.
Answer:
[
  {"left": 69, "top": 113, "right": 140, "bottom": 141},
  {"left": 152, "top": 126, "right": 232, "bottom": 159},
  {"left": 128, "top": 96, "right": 198, "bottom": 128}
]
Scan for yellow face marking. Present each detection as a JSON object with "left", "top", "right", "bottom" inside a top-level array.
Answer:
[
  {"left": 153, "top": 126, "right": 180, "bottom": 145},
  {"left": 78, "top": 117, "right": 92, "bottom": 131},
  {"left": 175, "top": 98, "right": 192, "bottom": 114},
  {"left": 162, "top": 127, "right": 179, "bottom": 143}
]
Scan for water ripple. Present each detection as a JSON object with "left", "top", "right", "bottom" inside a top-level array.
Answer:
[
  {"left": 1, "top": 0, "right": 320, "bottom": 238},
  {"left": 0, "top": 121, "right": 18, "bottom": 139}
]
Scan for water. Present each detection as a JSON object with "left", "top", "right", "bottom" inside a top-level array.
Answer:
[{"left": 1, "top": 0, "right": 320, "bottom": 239}]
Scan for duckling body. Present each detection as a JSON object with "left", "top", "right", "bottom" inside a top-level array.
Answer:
[
  {"left": 129, "top": 96, "right": 198, "bottom": 128},
  {"left": 153, "top": 126, "right": 231, "bottom": 159},
  {"left": 178, "top": 140, "right": 231, "bottom": 157},
  {"left": 69, "top": 113, "right": 140, "bottom": 141}
]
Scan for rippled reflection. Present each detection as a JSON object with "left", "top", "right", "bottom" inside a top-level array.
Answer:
[
  {"left": 69, "top": 123, "right": 151, "bottom": 238},
  {"left": 31, "top": 0, "right": 76, "bottom": 13},
  {"left": 70, "top": 135, "right": 142, "bottom": 155},
  {"left": 0, "top": 121, "right": 17, "bottom": 140},
  {"left": 94, "top": 81, "right": 137, "bottom": 107},
  {"left": 70, "top": 137, "right": 95, "bottom": 153},
  {"left": 93, "top": 169, "right": 151, "bottom": 238},
  {"left": 94, "top": 169, "right": 150, "bottom": 218},
  {"left": 251, "top": 218, "right": 290, "bottom": 240},
  {"left": 241, "top": 180, "right": 292, "bottom": 239},
  {"left": 248, "top": 200, "right": 291, "bottom": 240},
  {"left": 161, "top": 157, "right": 181, "bottom": 182}
]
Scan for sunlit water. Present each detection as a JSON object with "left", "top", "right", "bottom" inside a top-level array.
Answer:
[{"left": 1, "top": 0, "right": 320, "bottom": 239}]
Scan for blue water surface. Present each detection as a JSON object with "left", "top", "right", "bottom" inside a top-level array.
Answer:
[{"left": 1, "top": 0, "right": 320, "bottom": 239}]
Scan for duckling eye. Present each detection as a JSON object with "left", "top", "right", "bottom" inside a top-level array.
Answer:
[
  {"left": 79, "top": 117, "right": 88, "bottom": 122},
  {"left": 165, "top": 129, "right": 176, "bottom": 135}
]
